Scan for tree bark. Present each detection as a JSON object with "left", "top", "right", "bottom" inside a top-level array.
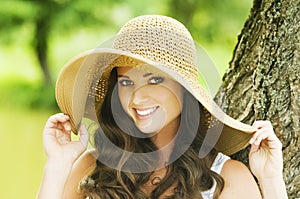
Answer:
[{"left": 214, "top": 0, "right": 300, "bottom": 197}]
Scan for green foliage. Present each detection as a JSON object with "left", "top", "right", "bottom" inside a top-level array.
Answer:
[
  {"left": 168, "top": 0, "right": 252, "bottom": 47},
  {"left": 0, "top": 0, "right": 252, "bottom": 45},
  {"left": 0, "top": 1, "right": 37, "bottom": 45},
  {"left": 0, "top": 0, "right": 253, "bottom": 109},
  {"left": 0, "top": 78, "right": 59, "bottom": 111}
]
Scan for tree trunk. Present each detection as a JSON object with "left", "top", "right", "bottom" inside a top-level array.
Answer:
[
  {"left": 35, "top": 17, "right": 52, "bottom": 85},
  {"left": 33, "top": 1, "right": 54, "bottom": 85},
  {"left": 214, "top": 0, "right": 300, "bottom": 197}
]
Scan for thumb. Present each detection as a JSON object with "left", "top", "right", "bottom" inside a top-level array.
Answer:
[
  {"left": 79, "top": 124, "right": 90, "bottom": 148},
  {"left": 249, "top": 141, "right": 260, "bottom": 155}
]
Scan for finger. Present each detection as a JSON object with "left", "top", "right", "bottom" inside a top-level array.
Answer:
[
  {"left": 251, "top": 120, "right": 274, "bottom": 144},
  {"left": 44, "top": 113, "right": 71, "bottom": 135},
  {"left": 249, "top": 141, "right": 260, "bottom": 154},
  {"left": 55, "top": 128, "right": 72, "bottom": 144},
  {"left": 252, "top": 120, "right": 272, "bottom": 130},
  {"left": 48, "top": 113, "right": 68, "bottom": 122},
  {"left": 79, "top": 124, "right": 90, "bottom": 148},
  {"left": 249, "top": 131, "right": 259, "bottom": 144},
  {"left": 45, "top": 113, "right": 70, "bottom": 128},
  {"left": 55, "top": 118, "right": 72, "bottom": 134},
  {"left": 250, "top": 129, "right": 282, "bottom": 149},
  {"left": 56, "top": 121, "right": 72, "bottom": 138},
  {"left": 249, "top": 129, "right": 267, "bottom": 145},
  {"left": 252, "top": 128, "right": 273, "bottom": 145},
  {"left": 63, "top": 122, "right": 71, "bottom": 132}
]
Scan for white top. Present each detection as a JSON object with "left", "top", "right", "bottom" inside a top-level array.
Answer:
[{"left": 201, "top": 152, "right": 230, "bottom": 199}]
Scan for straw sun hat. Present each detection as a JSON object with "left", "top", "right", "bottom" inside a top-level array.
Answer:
[{"left": 56, "top": 15, "right": 255, "bottom": 155}]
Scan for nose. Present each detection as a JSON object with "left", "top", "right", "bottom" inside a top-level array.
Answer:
[{"left": 130, "top": 85, "right": 150, "bottom": 105}]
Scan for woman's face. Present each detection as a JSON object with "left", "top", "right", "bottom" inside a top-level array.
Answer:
[{"left": 117, "top": 66, "right": 183, "bottom": 134}]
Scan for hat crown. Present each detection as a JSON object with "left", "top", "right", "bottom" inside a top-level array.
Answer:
[{"left": 112, "top": 15, "right": 198, "bottom": 79}]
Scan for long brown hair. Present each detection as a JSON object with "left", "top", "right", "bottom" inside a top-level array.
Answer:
[{"left": 80, "top": 68, "right": 224, "bottom": 198}]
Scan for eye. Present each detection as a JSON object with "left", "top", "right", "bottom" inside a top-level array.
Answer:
[
  {"left": 119, "top": 79, "right": 134, "bottom": 86},
  {"left": 149, "top": 76, "right": 164, "bottom": 84}
]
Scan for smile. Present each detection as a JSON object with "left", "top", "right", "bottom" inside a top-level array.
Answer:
[{"left": 134, "top": 106, "right": 158, "bottom": 118}]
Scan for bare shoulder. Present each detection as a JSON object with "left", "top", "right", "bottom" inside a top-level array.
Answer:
[
  {"left": 219, "top": 159, "right": 262, "bottom": 199},
  {"left": 63, "top": 149, "right": 97, "bottom": 199},
  {"left": 72, "top": 149, "right": 98, "bottom": 174}
]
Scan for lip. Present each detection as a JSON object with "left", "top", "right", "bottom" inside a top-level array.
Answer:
[{"left": 133, "top": 106, "right": 159, "bottom": 119}]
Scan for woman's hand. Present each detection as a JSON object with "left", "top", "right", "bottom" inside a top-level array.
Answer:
[
  {"left": 37, "top": 113, "right": 90, "bottom": 199},
  {"left": 43, "top": 113, "right": 89, "bottom": 165},
  {"left": 249, "top": 120, "right": 283, "bottom": 180}
]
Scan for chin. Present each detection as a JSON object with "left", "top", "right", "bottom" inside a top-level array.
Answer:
[
  {"left": 136, "top": 124, "right": 162, "bottom": 135},
  {"left": 138, "top": 127, "right": 159, "bottom": 135}
]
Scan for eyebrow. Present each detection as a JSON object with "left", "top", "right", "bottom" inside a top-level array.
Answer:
[
  {"left": 117, "top": 73, "right": 153, "bottom": 78},
  {"left": 143, "top": 73, "right": 153, "bottom": 77},
  {"left": 117, "top": 75, "right": 129, "bottom": 78}
]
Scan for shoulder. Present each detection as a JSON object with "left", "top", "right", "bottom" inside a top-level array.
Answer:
[
  {"left": 221, "top": 159, "right": 252, "bottom": 180},
  {"left": 219, "top": 159, "right": 262, "bottom": 199},
  {"left": 63, "top": 149, "right": 97, "bottom": 199},
  {"left": 72, "top": 149, "right": 98, "bottom": 175}
]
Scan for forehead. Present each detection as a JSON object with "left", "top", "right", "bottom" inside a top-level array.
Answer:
[{"left": 117, "top": 65, "right": 171, "bottom": 78}]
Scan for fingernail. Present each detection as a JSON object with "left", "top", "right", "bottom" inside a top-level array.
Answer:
[
  {"left": 65, "top": 124, "right": 71, "bottom": 130},
  {"left": 63, "top": 113, "right": 69, "bottom": 119}
]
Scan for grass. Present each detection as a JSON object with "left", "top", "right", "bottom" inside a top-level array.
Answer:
[{"left": 0, "top": 106, "right": 55, "bottom": 199}]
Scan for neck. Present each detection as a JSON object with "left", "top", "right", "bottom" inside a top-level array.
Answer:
[{"left": 150, "top": 116, "right": 180, "bottom": 164}]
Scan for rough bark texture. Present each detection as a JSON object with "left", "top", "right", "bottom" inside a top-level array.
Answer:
[{"left": 214, "top": 0, "right": 300, "bottom": 197}]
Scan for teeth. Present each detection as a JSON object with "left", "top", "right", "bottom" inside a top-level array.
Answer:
[{"left": 136, "top": 107, "right": 157, "bottom": 116}]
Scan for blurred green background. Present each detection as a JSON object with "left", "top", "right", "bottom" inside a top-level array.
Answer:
[{"left": 0, "top": 0, "right": 252, "bottom": 198}]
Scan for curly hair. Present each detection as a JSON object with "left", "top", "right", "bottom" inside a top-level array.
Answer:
[{"left": 79, "top": 68, "right": 224, "bottom": 198}]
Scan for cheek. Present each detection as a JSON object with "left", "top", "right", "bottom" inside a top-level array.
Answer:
[
  {"left": 166, "top": 92, "right": 182, "bottom": 116},
  {"left": 172, "top": 85, "right": 183, "bottom": 113},
  {"left": 153, "top": 86, "right": 183, "bottom": 113},
  {"left": 118, "top": 89, "right": 131, "bottom": 114}
]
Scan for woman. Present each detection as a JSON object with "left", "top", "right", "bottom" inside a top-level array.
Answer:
[{"left": 37, "top": 15, "right": 287, "bottom": 199}]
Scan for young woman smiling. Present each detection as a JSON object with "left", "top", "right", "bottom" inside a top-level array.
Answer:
[{"left": 37, "top": 15, "right": 287, "bottom": 199}]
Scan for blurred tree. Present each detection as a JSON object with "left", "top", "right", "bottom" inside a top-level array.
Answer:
[
  {"left": 168, "top": 0, "right": 252, "bottom": 50},
  {"left": 33, "top": 0, "right": 56, "bottom": 85},
  {"left": 0, "top": 0, "right": 251, "bottom": 85},
  {"left": 0, "top": 0, "right": 122, "bottom": 85},
  {"left": 214, "top": 0, "right": 300, "bottom": 197},
  {"left": 168, "top": 0, "right": 199, "bottom": 28}
]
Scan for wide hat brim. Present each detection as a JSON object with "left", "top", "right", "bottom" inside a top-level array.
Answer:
[{"left": 56, "top": 48, "right": 255, "bottom": 155}]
